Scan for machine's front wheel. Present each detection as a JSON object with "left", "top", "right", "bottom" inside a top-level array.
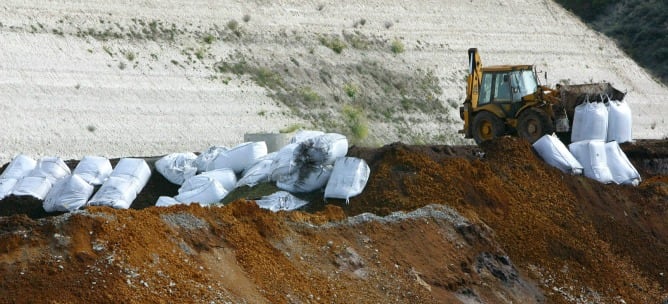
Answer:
[
  {"left": 472, "top": 111, "right": 505, "bottom": 144},
  {"left": 517, "top": 108, "right": 554, "bottom": 143}
]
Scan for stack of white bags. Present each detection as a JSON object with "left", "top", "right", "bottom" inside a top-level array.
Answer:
[
  {"left": 533, "top": 97, "right": 640, "bottom": 185},
  {"left": 155, "top": 131, "right": 370, "bottom": 211},
  {"left": 0, "top": 154, "right": 153, "bottom": 212}
]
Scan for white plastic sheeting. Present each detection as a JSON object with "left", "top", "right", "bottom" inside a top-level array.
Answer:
[
  {"left": 155, "top": 152, "right": 198, "bottom": 185},
  {"left": 532, "top": 134, "right": 583, "bottom": 175},
  {"left": 277, "top": 165, "right": 333, "bottom": 193},
  {"left": 606, "top": 100, "right": 633, "bottom": 144},
  {"left": 206, "top": 142, "right": 268, "bottom": 173},
  {"left": 571, "top": 102, "right": 608, "bottom": 143},
  {"left": 155, "top": 196, "right": 181, "bottom": 207},
  {"left": 605, "top": 141, "right": 641, "bottom": 185},
  {"left": 88, "top": 176, "right": 139, "bottom": 209},
  {"left": 73, "top": 156, "right": 113, "bottom": 185},
  {"left": 236, "top": 153, "right": 276, "bottom": 188},
  {"left": 290, "top": 130, "right": 325, "bottom": 144},
  {"left": 43, "top": 174, "right": 94, "bottom": 212},
  {"left": 254, "top": 191, "right": 309, "bottom": 212},
  {"left": 294, "top": 133, "right": 348, "bottom": 166},
  {"left": 569, "top": 140, "right": 614, "bottom": 184},
  {"left": 324, "top": 157, "right": 370, "bottom": 202},
  {"left": 175, "top": 175, "right": 228, "bottom": 206}
]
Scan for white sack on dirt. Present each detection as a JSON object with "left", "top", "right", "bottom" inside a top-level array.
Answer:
[
  {"left": 571, "top": 102, "right": 608, "bottom": 142},
  {"left": 0, "top": 154, "right": 37, "bottom": 180},
  {"left": 88, "top": 176, "right": 139, "bottom": 209},
  {"left": 0, "top": 178, "right": 17, "bottom": 200},
  {"left": 254, "top": 191, "right": 309, "bottom": 212},
  {"left": 290, "top": 130, "right": 325, "bottom": 144},
  {"left": 43, "top": 174, "right": 94, "bottom": 213},
  {"left": 236, "top": 153, "right": 276, "bottom": 188},
  {"left": 606, "top": 99, "right": 633, "bottom": 143},
  {"left": 324, "top": 157, "right": 370, "bottom": 202},
  {"left": 110, "top": 158, "right": 151, "bottom": 194},
  {"left": 194, "top": 169, "right": 237, "bottom": 192},
  {"left": 175, "top": 175, "right": 228, "bottom": 206},
  {"left": 569, "top": 140, "right": 614, "bottom": 184},
  {"left": 270, "top": 143, "right": 299, "bottom": 181},
  {"left": 155, "top": 152, "right": 198, "bottom": 185},
  {"left": 294, "top": 133, "right": 348, "bottom": 166},
  {"left": 31, "top": 157, "right": 71, "bottom": 184},
  {"left": 195, "top": 146, "right": 228, "bottom": 173},
  {"left": 276, "top": 165, "right": 333, "bottom": 193},
  {"left": 206, "top": 141, "right": 268, "bottom": 173},
  {"left": 12, "top": 176, "right": 56, "bottom": 200},
  {"left": 533, "top": 134, "right": 583, "bottom": 175},
  {"left": 605, "top": 141, "right": 641, "bottom": 185},
  {"left": 73, "top": 156, "right": 113, "bottom": 185}
]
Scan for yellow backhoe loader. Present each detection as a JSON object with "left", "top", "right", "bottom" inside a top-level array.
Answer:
[{"left": 459, "top": 48, "right": 625, "bottom": 144}]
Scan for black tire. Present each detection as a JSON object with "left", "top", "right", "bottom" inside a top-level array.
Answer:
[
  {"left": 472, "top": 111, "right": 505, "bottom": 144},
  {"left": 517, "top": 108, "right": 554, "bottom": 144}
]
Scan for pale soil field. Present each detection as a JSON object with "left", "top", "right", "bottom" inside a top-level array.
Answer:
[{"left": 1, "top": 0, "right": 666, "bottom": 164}]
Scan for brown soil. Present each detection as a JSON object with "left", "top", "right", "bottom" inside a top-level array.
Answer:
[{"left": 0, "top": 138, "right": 666, "bottom": 303}]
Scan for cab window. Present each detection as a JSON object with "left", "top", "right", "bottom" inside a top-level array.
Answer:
[{"left": 479, "top": 73, "right": 492, "bottom": 105}]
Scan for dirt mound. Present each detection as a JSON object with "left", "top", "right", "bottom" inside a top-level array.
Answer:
[{"left": 0, "top": 139, "right": 667, "bottom": 303}]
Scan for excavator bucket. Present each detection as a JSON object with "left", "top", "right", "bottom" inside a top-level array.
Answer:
[{"left": 558, "top": 83, "right": 626, "bottom": 119}]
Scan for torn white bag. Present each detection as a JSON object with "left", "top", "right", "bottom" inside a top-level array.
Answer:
[{"left": 155, "top": 152, "right": 198, "bottom": 185}]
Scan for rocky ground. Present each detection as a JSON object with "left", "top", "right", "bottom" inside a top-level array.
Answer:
[{"left": 0, "top": 137, "right": 666, "bottom": 303}]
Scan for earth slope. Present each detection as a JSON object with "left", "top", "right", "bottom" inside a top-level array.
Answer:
[{"left": 1, "top": 0, "right": 667, "bottom": 164}]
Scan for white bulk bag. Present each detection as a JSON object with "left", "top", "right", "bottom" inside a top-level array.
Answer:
[
  {"left": 73, "top": 156, "right": 113, "bottom": 185},
  {"left": 571, "top": 102, "right": 608, "bottom": 142},
  {"left": 569, "top": 140, "right": 614, "bottom": 184},
  {"left": 290, "top": 130, "right": 325, "bottom": 144},
  {"left": 43, "top": 174, "right": 94, "bottom": 212},
  {"left": 207, "top": 142, "right": 268, "bottom": 173},
  {"left": 195, "top": 146, "right": 228, "bottom": 173},
  {"left": 155, "top": 152, "right": 198, "bottom": 185},
  {"left": 88, "top": 176, "right": 139, "bottom": 209},
  {"left": 270, "top": 143, "right": 299, "bottom": 181},
  {"left": 155, "top": 196, "right": 182, "bottom": 207},
  {"left": 236, "top": 153, "right": 276, "bottom": 188},
  {"left": 110, "top": 158, "right": 151, "bottom": 194},
  {"left": 532, "top": 134, "right": 583, "bottom": 175},
  {"left": 32, "top": 157, "right": 71, "bottom": 183},
  {"left": 324, "top": 157, "right": 370, "bottom": 202},
  {"left": 0, "top": 154, "right": 37, "bottom": 180},
  {"left": 606, "top": 100, "right": 633, "bottom": 144},
  {"left": 195, "top": 169, "right": 237, "bottom": 192},
  {"left": 277, "top": 165, "right": 333, "bottom": 193},
  {"left": 255, "top": 191, "right": 309, "bottom": 212},
  {"left": 12, "top": 176, "right": 53, "bottom": 200},
  {"left": 605, "top": 141, "right": 641, "bottom": 185},
  {"left": 0, "top": 178, "right": 18, "bottom": 200},
  {"left": 295, "top": 133, "right": 348, "bottom": 166},
  {"left": 175, "top": 175, "right": 228, "bottom": 206}
]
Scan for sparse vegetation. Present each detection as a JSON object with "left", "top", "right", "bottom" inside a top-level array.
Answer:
[
  {"left": 384, "top": 21, "right": 393, "bottom": 29},
  {"left": 298, "top": 87, "right": 320, "bottom": 103},
  {"left": 390, "top": 39, "right": 405, "bottom": 54},
  {"left": 280, "top": 124, "right": 304, "bottom": 133},
  {"left": 342, "top": 105, "right": 369, "bottom": 143},
  {"left": 203, "top": 33, "right": 216, "bottom": 44},
  {"left": 319, "top": 35, "right": 346, "bottom": 54},
  {"left": 343, "top": 83, "right": 359, "bottom": 99},
  {"left": 123, "top": 51, "right": 136, "bottom": 61},
  {"left": 242, "top": 14, "right": 251, "bottom": 23}
]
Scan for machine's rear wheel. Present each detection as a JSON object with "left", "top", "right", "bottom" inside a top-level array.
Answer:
[
  {"left": 472, "top": 111, "right": 505, "bottom": 144},
  {"left": 517, "top": 108, "right": 554, "bottom": 143}
]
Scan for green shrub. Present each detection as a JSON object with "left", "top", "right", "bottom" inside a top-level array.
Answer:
[
  {"left": 342, "top": 105, "right": 369, "bottom": 142},
  {"left": 319, "top": 36, "right": 346, "bottom": 54},
  {"left": 299, "top": 87, "right": 320, "bottom": 102},
  {"left": 343, "top": 83, "right": 359, "bottom": 98},
  {"left": 390, "top": 39, "right": 404, "bottom": 54}
]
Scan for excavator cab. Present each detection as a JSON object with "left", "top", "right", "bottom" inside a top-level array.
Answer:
[{"left": 460, "top": 48, "right": 553, "bottom": 144}]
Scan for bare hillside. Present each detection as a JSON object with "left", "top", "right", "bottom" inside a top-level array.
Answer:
[{"left": 1, "top": 0, "right": 667, "bottom": 164}]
